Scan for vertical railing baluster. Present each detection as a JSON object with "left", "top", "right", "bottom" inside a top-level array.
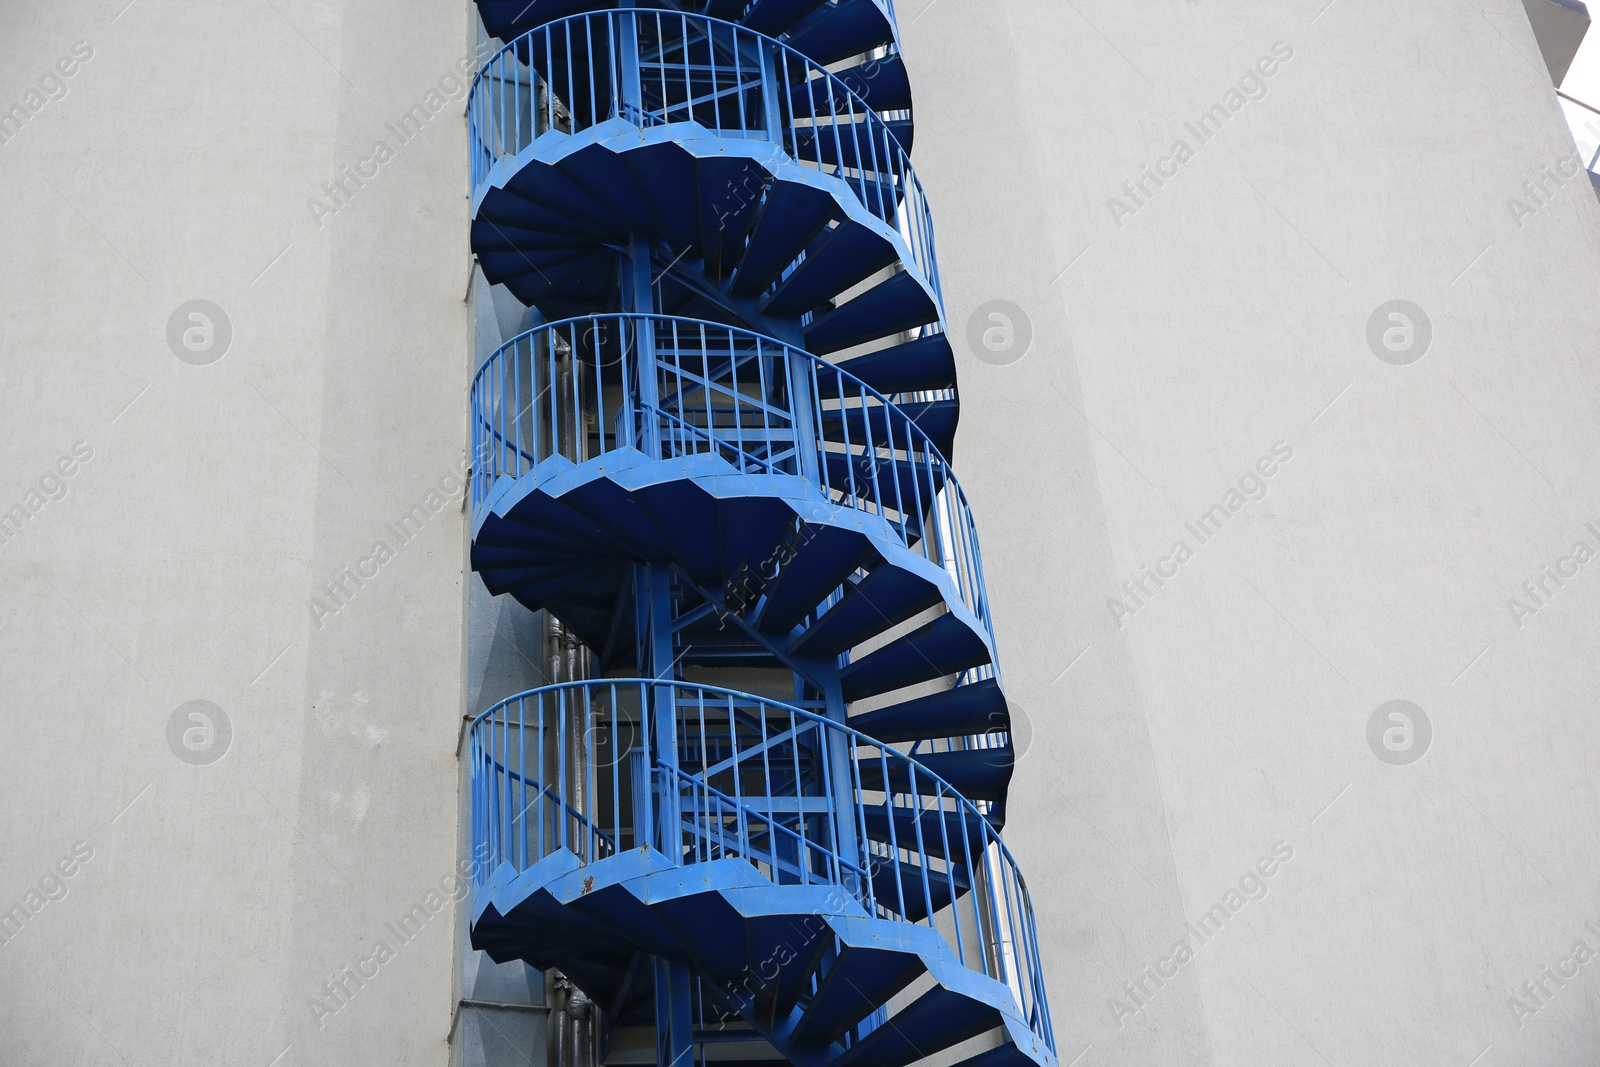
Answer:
[
  {"left": 819, "top": 720, "right": 838, "bottom": 888},
  {"left": 558, "top": 689, "right": 569, "bottom": 854},
  {"left": 586, "top": 686, "right": 599, "bottom": 863},
  {"left": 484, "top": 717, "right": 494, "bottom": 873},
  {"left": 997, "top": 845, "right": 1020, "bottom": 987},
  {"left": 733, "top": 27, "right": 747, "bottom": 132},
  {"left": 907, "top": 764, "right": 933, "bottom": 932},
  {"left": 753, "top": 337, "right": 769, "bottom": 471},
  {"left": 613, "top": 685, "right": 624, "bottom": 855},
  {"left": 815, "top": 365, "right": 830, "bottom": 498},
  {"left": 518, "top": 697, "right": 527, "bottom": 871},
  {"left": 789, "top": 709, "right": 809, "bottom": 886},
  {"left": 880, "top": 749, "right": 903, "bottom": 918},
  {"left": 963, "top": 791, "right": 985, "bottom": 971},
  {"left": 726, "top": 694, "right": 748, "bottom": 864},
  {"left": 642, "top": 682, "right": 654, "bottom": 855},
  {"left": 837, "top": 365, "right": 857, "bottom": 510},
  {"left": 657, "top": 13, "right": 668, "bottom": 123},
  {"left": 499, "top": 704, "right": 509, "bottom": 868}
]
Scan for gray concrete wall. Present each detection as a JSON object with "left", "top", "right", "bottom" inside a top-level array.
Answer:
[
  {"left": 0, "top": 1, "right": 474, "bottom": 1064},
  {"left": 907, "top": 0, "right": 1600, "bottom": 1064}
]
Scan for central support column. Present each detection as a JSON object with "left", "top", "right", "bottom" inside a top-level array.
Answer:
[{"left": 616, "top": 172, "right": 698, "bottom": 1067}]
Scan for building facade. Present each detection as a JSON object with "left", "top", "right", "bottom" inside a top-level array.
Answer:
[{"left": 3, "top": 1, "right": 1600, "bottom": 1066}]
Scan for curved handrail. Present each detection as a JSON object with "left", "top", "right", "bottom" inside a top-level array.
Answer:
[
  {"left": 469, "top": 312, "right": 992, "bottom": 636},
  {"left": 468, "top": 9, "right": 941, "bottom": 305},
  {"left": 468, "top": 680, "right": 1054, "bottom": 1047}
]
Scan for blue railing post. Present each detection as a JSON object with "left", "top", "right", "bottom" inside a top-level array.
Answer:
[
  {"left": 758, "top": 32, "right": 784, "bottom": 147},
  {"left": 785, "top": 340, "right": 823, "bottom": 485}
]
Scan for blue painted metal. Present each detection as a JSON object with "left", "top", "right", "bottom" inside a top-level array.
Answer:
[
  {"left": 469, "top": 681, "right": 1053, "bottom": 1061},
  {"left": 467, "top": 9, "right": 947, "bottom": 373},
  {"left": 466, "top": 3, "right": 1053, "bottom": 1065}
]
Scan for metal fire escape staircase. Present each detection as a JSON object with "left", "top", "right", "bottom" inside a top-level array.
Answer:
[{"left": 463, "top": 4, "right": 1056, "bottom": 1066}]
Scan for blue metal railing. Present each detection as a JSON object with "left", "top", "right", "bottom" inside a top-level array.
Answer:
[
  {"left": 469, "top": 313, "right": 992, "bottom": 634},
  {"left": 468, "top": 680, "right": 1054, "bottom": 1047},
  {"left": 468, "top": 10, "right": 941, "bottom": 304}
]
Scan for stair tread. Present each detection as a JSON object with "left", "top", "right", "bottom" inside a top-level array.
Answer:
[
  {"left": 848, "top": 679, "right": 1008, "bottom": 743},
  {"left": 790, "top": 565, "right": 941, "bottom": 657},
  {"left": 840, "top": 613, "right": 991, "bottom": 701},
  {"left": 805, "top": 273, "right": 940, "bottom": 355},
  {"left": 836, "top": 333, "right": 958, "bottom": 395}
]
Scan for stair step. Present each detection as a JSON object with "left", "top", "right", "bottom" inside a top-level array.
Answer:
[
  {"left": 622, "top": 142, "right": 703, "bottom": 254},
  {"left": 477, "top": 559, "right": 603, "bottom": 593},
  {"left": 848, "top": 679, "right": 1008, "bottom": 744},
  {"left": 470, "top": 527, "right": 617, "bottom": 565},
  {"left": 533, "top": 587, "right": 630, "bottom": 656},
  {"left": 756, "top": 914, "right": 836, "bottom": 1026},
  {"left": 500, "top": 251, "right": 616, "bottom": 308},
  {"left": 500, "top": 490, "right": 634, "bottom": 556},
  {"left": 650, "top": 892, "right": 754, "bottom": 986},
  {"left": 503, "top": 564, "right": 622, "bottom": 614},
  {"left": 791, "top": 943, "right": 923, "bottom": 1048},
  {"left": 470, "top": 218, "right": 590, "bottom": 262},
  {"left": 793, "top": 118, "right": 914, "bottom": 178},
  {"left": 470, "top": 211, "right": 593, "bottom": 254},
  {"left": 504, "top": 160, "right": 630, "bottom": 242},
  {"left": 762, "top": 223, "right": 895, "bottom": 317},
  {"left": 717, "top": 500, "right": 802, "bottom": 600},
  {"left": 822, "top": 53, "right": 914, "bottom": 116},
  {"left": 480, "top": 249, "right": 614, "bottom": 302},
  {"left": 783, "top": 0, "right": 899, "bottom": 67},
  {"left": 790, "top": 565, "right": 940, "bottom": 657},
  {"left": 816, "top": 396, "right": 958, "bottom": 462},
  {"left": 840, "top": 613, "right": 990, "bottom": 701},
  {"left": 634, "top": 481, "right": 723, "bottom": 582},
  {"left": 743, "top": 0, "right": 831, "bottom": 37},
  {"left": 805, "top": 272, "right": 939, "bottom": 355},
  {"left": 702, "top": 159, "right": 773, "bottom": 282},
  {"left": 818, "top": 450, "right": 945, "bottom": 527},
  {"left": 836, "top": 333, "right": 957, "bottom": 394},
  {"left": 867, "top": 855, "right": 971, "bottom": 924},
  {"left": 556, "top": 146, "right": 661, "bottom": 235},
  {"left": 857, "top": 749, "right": 1013, "bottom": 803},
  {"left": 475, "top": 187, "right": 598, "bottom": 243},
  {"left": 859, "top": 805, "right": 986, "bottom": 864},
  {"left": 835, "top": 986, "right": 999, "bottom": 1067},
  {"left": 754, "top": 525, "right": 874, "bottom": 634},
  {"left": 729, "top": 186, "right": 836, "bottom": 298},
  {"left": 554, "top": 480, "right": 677, "bottom": 563}
]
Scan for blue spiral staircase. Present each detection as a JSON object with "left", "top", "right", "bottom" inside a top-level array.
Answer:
[{"left": 463, "top": 5, "right": 1055, "bottom": 1066}]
